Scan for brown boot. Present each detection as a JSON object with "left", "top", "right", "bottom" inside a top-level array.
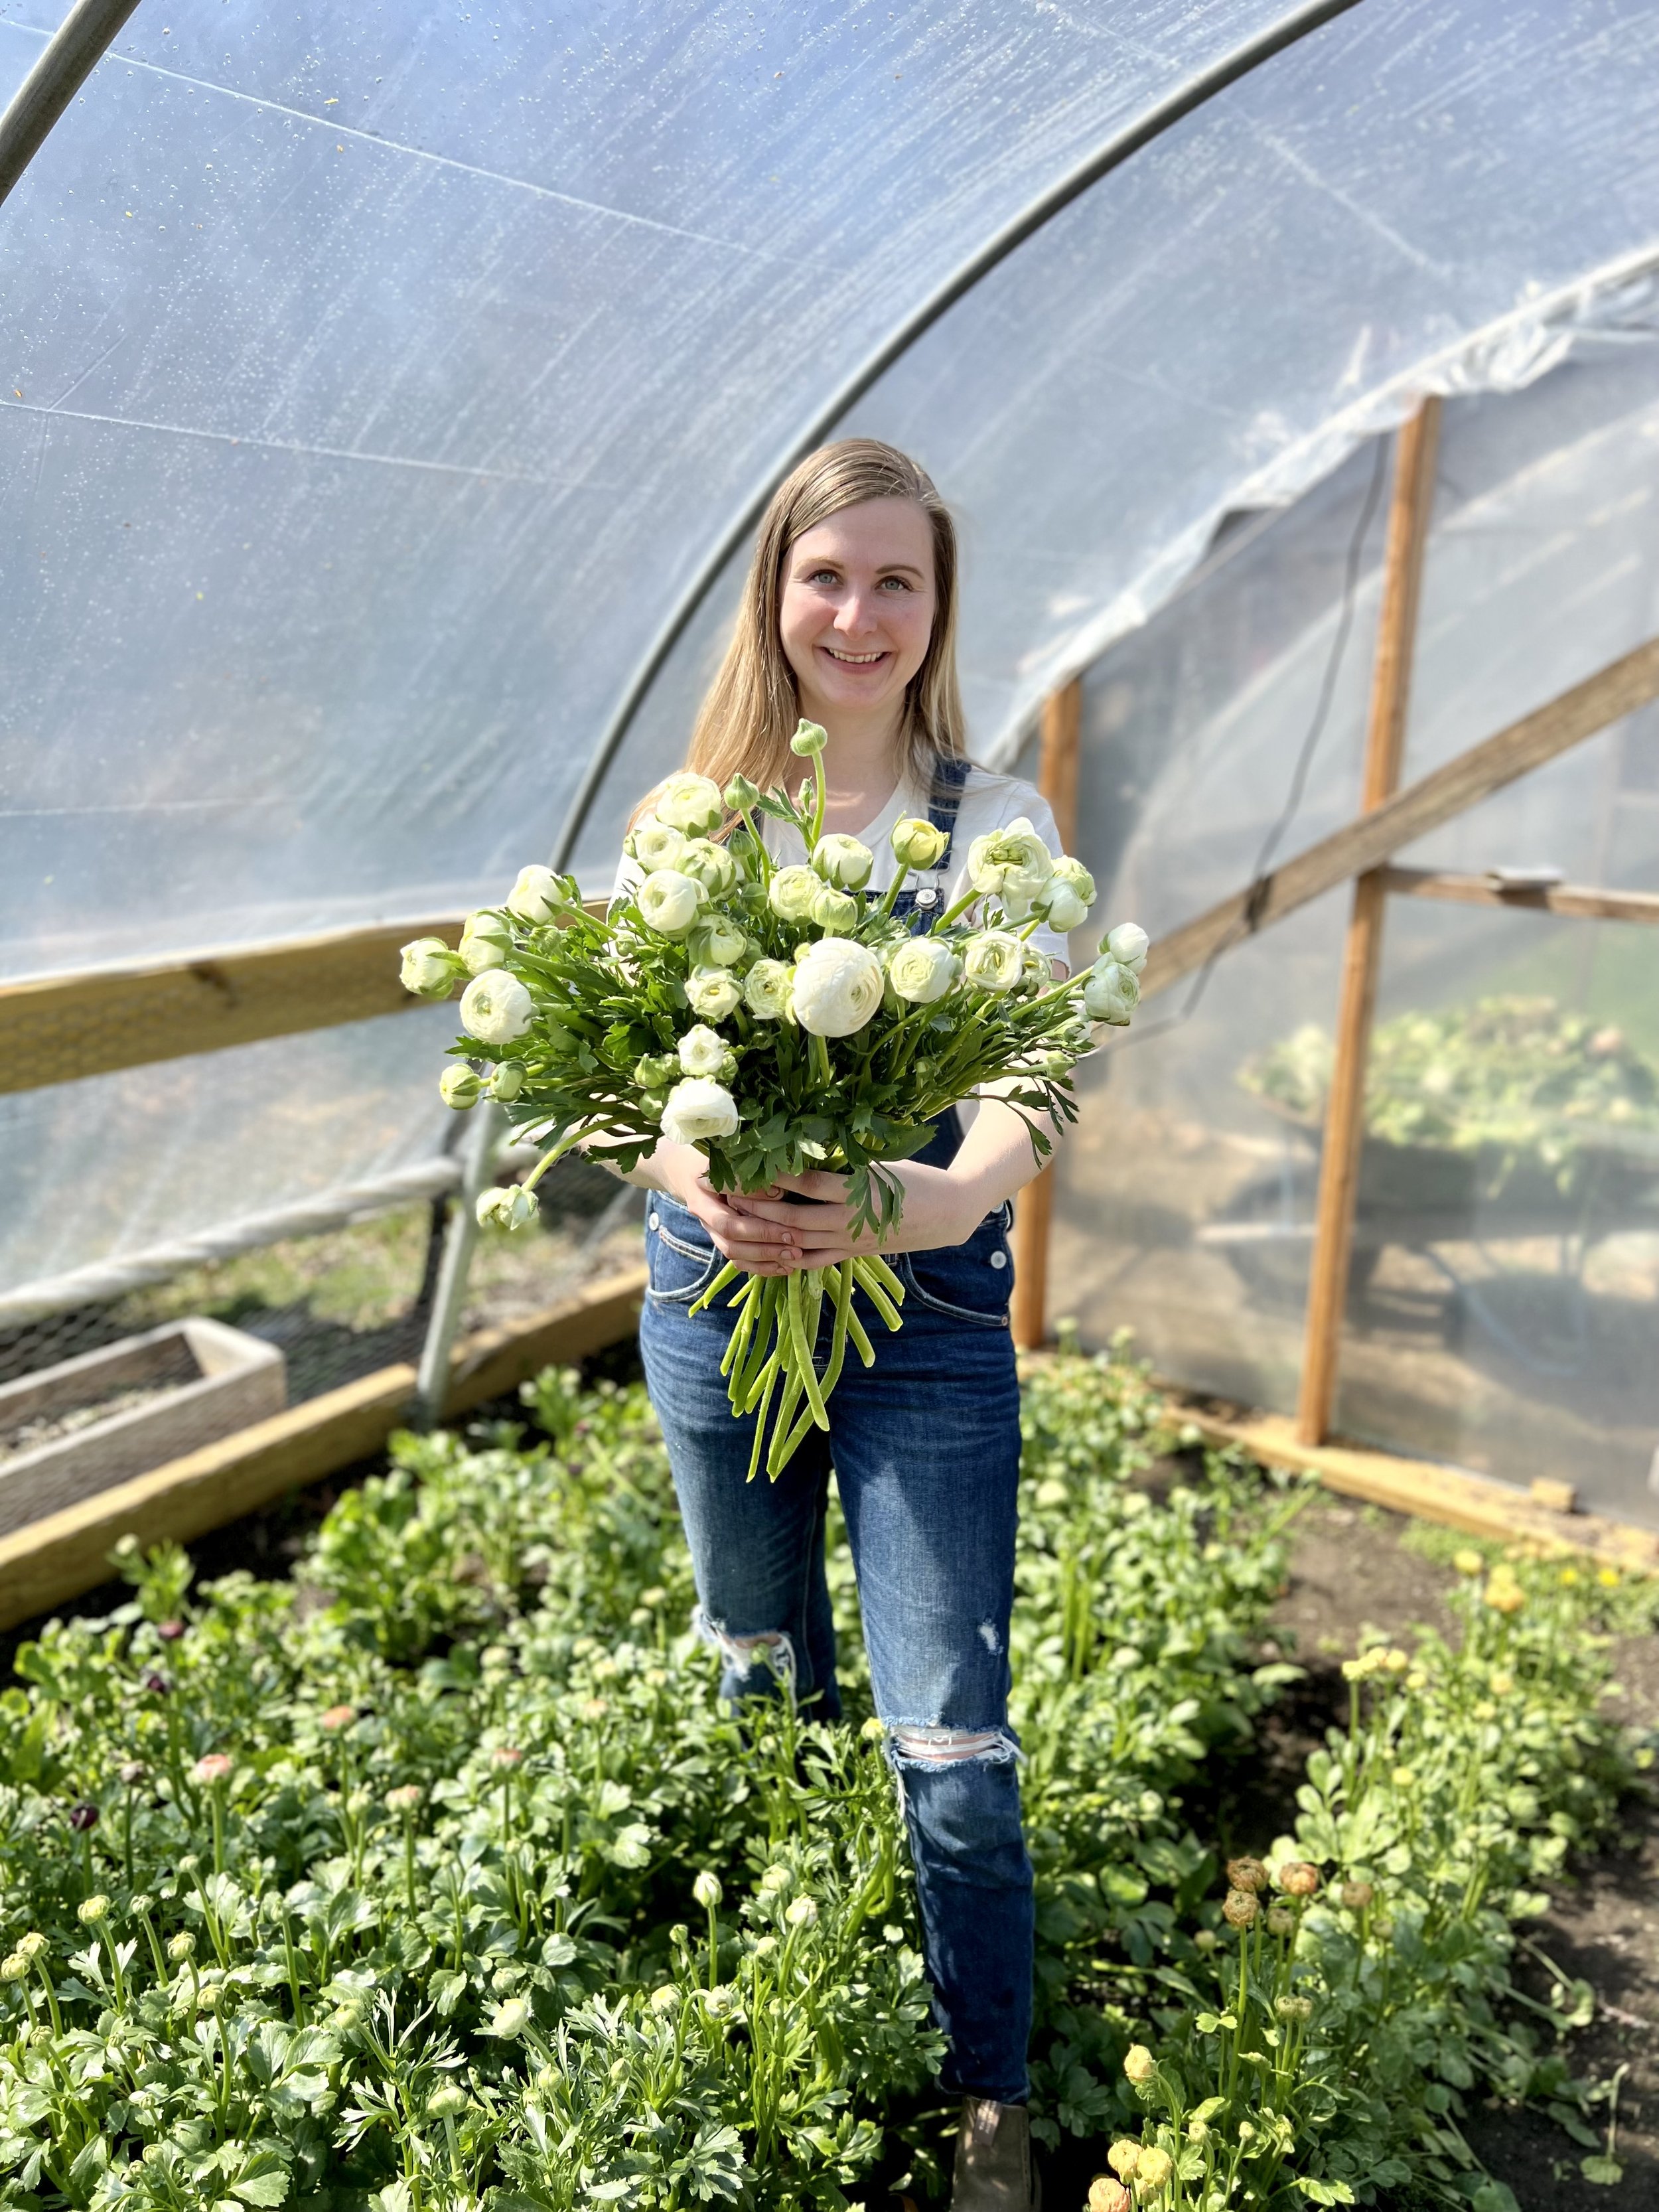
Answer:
[{"left": 950, "top": 2098, "right": 1041, "bottom": 2211}]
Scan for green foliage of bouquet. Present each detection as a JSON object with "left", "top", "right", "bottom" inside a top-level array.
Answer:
[
  {"left": 404, "top": 723, "right": 1149, "bottom": 1475},
  {"left": 1242, "top": 995, "right": 1659, "bottom": 1193}
]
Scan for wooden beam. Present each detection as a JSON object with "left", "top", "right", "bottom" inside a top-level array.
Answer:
[
  {"left": 1384, "top": 867, "right": 1659, "bottom": 924},
  {"left": 0, "top": 899, "right": 614, "bottom": 1097},
  {"left": 0, "top": 1266, "right": 646, "bottom": 1631},
  {"left": 1169, "top": 1400, "right": 1659, "bottom": 1576},
  {"left": 1137, "top": 632, "right": 1659, "bottom": 1002},
  {"left": 1012, "top": 678, "right": 1084, "bottom": 1349},
  {"left": 1298, "top": 400, "right": 1439, "bottom": 1446}
]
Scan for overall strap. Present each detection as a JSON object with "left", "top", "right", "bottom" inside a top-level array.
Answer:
[{"left": 924, "top": 751, "right": 972, "bottom": 869}]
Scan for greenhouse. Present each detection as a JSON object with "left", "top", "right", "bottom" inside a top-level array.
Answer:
[{"left": 1, "top": 3, "right": 1658, "bottom": 2209}]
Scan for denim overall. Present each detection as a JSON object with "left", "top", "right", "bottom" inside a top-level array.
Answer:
[{"left": 639, "top": 753, "right": 1035, "bottom": 2105}]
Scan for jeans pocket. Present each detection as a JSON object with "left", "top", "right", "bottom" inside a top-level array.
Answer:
[
  {"left": 645, "top": 1209, "right": 721, "bottom": 1305},
  {"left": 895, "top": 1207, "right": 1013, "bottom": 1327}
]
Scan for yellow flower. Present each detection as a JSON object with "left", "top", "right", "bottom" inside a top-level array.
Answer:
[
  {"left": 1453, "top": 1548, "right": 1485, "bottom": 1577},
  {"left": 1107, "top": 2140, "right": 1141, "bottom": 2180},
  {"left": 1134, "top": 2146, "right": 1173, "bottom": 2191},
  {"left": 1484, "top": 1576, "right": 1525, "bottom": 1616},
  {"left": 1123, "top": 2044, "right": 1157, "bottom": 2084},
  {"left": 1597, "top": 1566, "right": 1620, "bottom": 1588},
  {"left": 1382, "top": 1647, "right": 1410, "bottom": 1674},
  {"left": 1406, "top": 1669, "right": 1428, "bottom": 1691},
  {"left": 1089, "top": 2181, "right": 1132, "bottom": 2212},
  {"left": 1392, "top": 1765, "right": 1418, "bottom": 1789},
  {"left": 1558, "top": 1566, "right": 1581, "bottom": 1587},
  {"left": 1489, "top": 1672, "right": 1514, "bottom": 1696}
]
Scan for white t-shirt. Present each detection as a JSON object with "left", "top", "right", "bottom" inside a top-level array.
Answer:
[{"left": 614, "top": 764, "right": 1073, "bottom": 968}]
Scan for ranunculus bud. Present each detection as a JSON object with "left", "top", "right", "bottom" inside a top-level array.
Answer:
[
  {"left": 1275, "top": 1994, "right": 1313, "bottom": 2022},
  {"left": 1266, "top": 1906, "right": 1295, "bottom": 1936},
  {"left": 68, "top": 1802, "right": 100, "bottom": 1832},
  {"left": 461, "top": 968, "right": 534, "bottom": 1045},
  {"left": 692, "top": 1870, "right": 723, "bottom": 1909},
  {"left": 490, "top": 1745, "right": 524, "bottom": 1769},
  {"left": 167, "top": 1931, "right": 196, "bottom": 1962},
  {"left": 636, "top": 869, "right": 706, "bottom": 938},
  {"left": 685, "top": 967, "right": 742, "bottom": 1021},
  {"left": 1192, "top": 1928, "right": 1218, "bottom": 1952},
  {"left": 812, "top": 833, "right": 874, "bottom": 889},
  {"left": 1226, "top": 1856, "right": 1267, "bottom": 1892},
  {"left": 891, "top": 816, "right": 950, "bottom": 870},
  {"left": 1104, "top": 921, "right": 1149, "bottom": 972},
  {"left": 192, "top": 1754, "right": 234, "bottom": 1786},
  {"left": 506, "top": 865, "right": 569, "bottom": 923},
  {"left": 678, "top": 838, "right": 738, "bottom": 897},
  {"left": 810, "top": 883, "right": 860, "bottom": 935},
  {"left": 1084, "top": 957, "right": 1139, "bottom": 1025},
  {"left": 399, "top": 936, "right": 465, "bottom": 998},
  {"left": 1276, "top": 1860, "right": 1320, "bottom": 1897},
  {"left": 887, "top": 935, "right": 959, "bottom": 1005},
  {"left": 1107, "top": 2140, "right": 1140, "bottom": 2180},
  {"left": 477, "top": 1183, "right": 540, "bottom": 1231},
  {"left": 1133, "top": 2147, "right": 1172, "bottom": 2190},
  {"left": 960, "top": 930, "right": 1025, "bottom": 994},
  {"left": 119, "top": 1761, "right": 149, "bottom": 1787},
  {"left": 1037, "top": 855, "right": 1096, "bottom": 932},
  {"left": 677, "top": 1025, "right": 732, "bottom": 1078},
  {"left": 439, "top": 1063, "right": 484, "bottom": 1110},
  {"left": 1339, "top": 1880, "right": 1374, "bottom": 1911},
  {"left": 723, "top": 774, "right": 760, "bottom": 812},
  {"left": 628, "top": 813, "right": 688, "bottom": 873},
  {"left": 689, "top": 914, "right": 749, "bottom": 969},
  {"left": 489, "top": 1061, "right": 526, "bottom": 1102},
  {"left": 791, "top": 938, "right": 884, "bottom": 1037},
  {"left": 660, "top": 1078, "right": 741, "bottom": 1147},
  {"left": 486, "top": 1996, "right": 532, "bottom": 2038},
  {"left": 1089, "top": 2180, "right": 1132, "bottom": 2212},
  {"left": 789, "top": 719, "right": 828, "bottom": 757},
  {"left": 320, "top": 1704, "right": 356, "bottom": 1732},
  {"left": 386, "top": 1784, "right": 423, "bottom": 1813},
  {"left": 784, "top": 1894, "right": 818, "bottom": 1927},
  {"left": 743, "top": 960, "right": 794, "bottom": 1019},
  {"left": 655, "top": 771, "right": 725, "bottom": 836},
  {"left": 703, "top": 1982, "right": 734, "bottom": 2016},
  {"left": 77, "top": 1894, "right": 109, "bottom": 1925},
  {"left": 966, "top": 818, "right": 1053, "bottom": 920},
  {"left": 767, "top": 864, "right": 821, "bottom": 922},
  {"left": 1121, "top": 2043, "right": 1157, "bottom": 2084},
  {"left": 1222, "top": 1889, "right": 1259, "bottom": 1927},
  {"left": 459, "top": 910, "right": 514, "bottom": 975}
]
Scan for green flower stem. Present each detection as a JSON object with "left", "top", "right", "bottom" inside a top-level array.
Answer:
[
  {"left": 31, "top": 1956, "right": 62, "bottom": 2041},
  {"left": 875, "top": 861, "right": 912, "bottom": 918}
]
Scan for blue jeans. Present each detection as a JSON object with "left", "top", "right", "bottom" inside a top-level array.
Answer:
[{"left": 638, "top": 1165, "right": 1035, "bottom": 2105}]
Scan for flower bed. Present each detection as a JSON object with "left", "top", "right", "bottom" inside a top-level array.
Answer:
[{"left": 0, "top": 1351, "right": 1646, "bottom": 2209}]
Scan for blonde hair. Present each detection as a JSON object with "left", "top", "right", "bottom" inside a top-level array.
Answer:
[{"left": 682, "top": 439, "right": 967, "bottom": 808}]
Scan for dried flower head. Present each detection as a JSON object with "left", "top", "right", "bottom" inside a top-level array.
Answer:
[
  {"left": 1339, "top": 1880, "right": 1374, "bottom": 1911},
  {"left": 1222, "top": 1889, "right": 1260, "bottom": 1928},
  {"left": 1276, "top": 1860, "right": 1320, "bottom": 1897},
  {"left": 1106, "top": 2140, "right": 1141, "bottom": 2179},
  {"left": 1122, "top": 2043, "right": 1157, "bottom": 2084},
  {"left": 1225, "top": 1856, "right": 1267, "bottom": 1893},
  {"left": 1266, "top": 1907, "right": 1295, "bottom": 1937}
]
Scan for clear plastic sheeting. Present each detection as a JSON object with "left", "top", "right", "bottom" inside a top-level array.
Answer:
[{"left": 1052, "top": 351, "right": 1659, "bottom": 1526}]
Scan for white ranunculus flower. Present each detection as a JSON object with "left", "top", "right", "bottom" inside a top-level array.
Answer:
[
  {"left": 811, "top": 833, "right": 874, "bottom": 889},
  {"left": 1104, "top": 921, "right": 1150, "bottom": 973},
  {"left": 768, "top": 864, "right": 821, "bottom": 922},
  {"left": 960, "top": 930, "right": 1025, "bottom": 993},
  {"left": 1084, "top": 957, "right": 1140, "bottom": 1025},
  {"left": 459, "top": 910, "right": 514, "bottom": 974},
  {"left": 678, "top": 838, "right": 738, "bottom": 897},
  {"left": 1037, "top": 855, "right": 1096, "bottom": 932},
  {"left": 506, "top": 864, "right": 567, "bottom": 922},
  {"left": 484, "top": 1996, "right": 532, "bottom": 2037},
  {"left": 891, "top": 816, "right": 950, "bottom": 870},
  {"left": 655, "top": 771, "right": 725, "bottom": 836},
  {"left": 628, "top": 813, "right": 687, "bottom": 874},
  {"left": 810, "top": 882, "right": 860, "bottom": 934},
  {"left": 689, "top": 914, "right": 748, "bottom": 968},
  {"left": 1021, "top": 946, "right": 1053, "bottom": 987},
  {"left": 399, "top": 936, "right": 463, "bottom": 997},
  {"left": 476, "top": 1184, "right": 539, "bottom": 1232},
  {"left": 661, "top": 1076, "right": 741, "bottom": 1146},
  {"left": 636, "top": 869, "right": 705, "bottom": 938},
  {"left": 967, "top": 818, "right": 1054, "bottom": 921},
  {"left": 677, "top": 1024, "right": 730, "bottom": 1077},
  {"left": 744, "top": 958, "right": 794, "bottom": 1019},
  {"left": 684, "top": 966, "right": 741, "bottom": 1021},
  {"left": 887, "top": 934, "right": 959, "bottom": 1005},
  {"left": 461, "top": 968, "right": 534, "bottom": 1043},
  {"left": 439, "top": 1064, "right": 484, "bottom": 1108},
  {"left": 791, "top": 938, "right": 884, "bottom": 1037}
]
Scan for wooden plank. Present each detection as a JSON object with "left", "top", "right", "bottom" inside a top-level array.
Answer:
[
  {"left": 0, "top": 898, "right": 613, "bottom": 1096},
  {"left": 1012, "top": 678, "right": 1084, "bottom": 1349},
  {"left": 1298, "top": 400, "right": 1439, "bottom": 1446},
  {"left": 1138, "top": 632, "right": 1659, "bottom": 1001},
  {"left": 0, "top": 1264, "right": 647, "bottom": 1631},
  {"left": 1384, "top": 867, "right": 1659, "bottom": 924},
  {"left": 1171, "top": 1400, "right": 1659, "bottom": 1575}
]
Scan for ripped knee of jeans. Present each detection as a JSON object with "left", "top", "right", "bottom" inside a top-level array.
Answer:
[
  {"left": 884, "top": 1724, "right": 1019, "bottom": 1768},
  {"left": 694, "top": 1607, "right": 797, "bottom": 1699}
]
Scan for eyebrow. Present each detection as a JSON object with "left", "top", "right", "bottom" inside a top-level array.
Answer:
[{"left": 798, "top": 555, "right": 926, "bottom": 579}]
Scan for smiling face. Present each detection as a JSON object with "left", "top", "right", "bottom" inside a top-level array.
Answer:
[{"left": 777, "top": 497, "right": 938, "bottom": 732}]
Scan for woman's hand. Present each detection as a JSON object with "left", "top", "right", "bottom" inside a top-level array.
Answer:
[
  {"left": 717, "top": 1164, "right": 975, "bottom": 1270},
  {"left": 654, "top": 1142, "right": 808, "bottom": 1276}
]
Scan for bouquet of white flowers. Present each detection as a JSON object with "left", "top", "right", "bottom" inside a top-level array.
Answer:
[{"left": 403, "top": 721, "right": 1147, "bottom": 1477}]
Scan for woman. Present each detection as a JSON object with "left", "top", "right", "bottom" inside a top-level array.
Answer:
[{"left": 610, "top": 439, "right": 1071, "bottom": 2212}]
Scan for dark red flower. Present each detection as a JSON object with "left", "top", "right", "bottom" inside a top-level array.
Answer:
[
  {"left": 68, "top": 1803, "right": 100, "bottom": 1832},
  {"left": 141, "top": 1672, "right": 169, "bottom": 1695}
]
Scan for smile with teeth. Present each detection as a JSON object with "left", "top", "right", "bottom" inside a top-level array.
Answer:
[{"left": 823, "top": 645, "right": 888, "bottom": 664}]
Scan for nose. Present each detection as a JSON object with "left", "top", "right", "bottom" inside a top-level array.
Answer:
[{"left": 835, "top": 590, "right": 881, "bottom": 638}]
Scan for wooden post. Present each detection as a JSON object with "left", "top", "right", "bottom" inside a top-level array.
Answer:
[
  {"left": 1011, "top": 677, "right": 1083, "bottom": 1350},
  {"left": 1295, "top": 399, "right": 1441, "bottom": 1443}
]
